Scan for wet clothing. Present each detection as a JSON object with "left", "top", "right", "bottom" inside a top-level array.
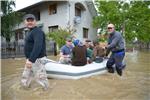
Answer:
[
  {"left": 106, "top": 31, "right": 125, "bottom": 72},
  {"left": 21, "top": 57, "right": 49, "bottom": 90},
  {"left": 72, "top": 46, "right": 87, "bottom": 66},
  {"left": 22, "top": 26, "right": 48, "bottom": 90},
  {"left": 24, "top": 26, "right": 46, "bottom": 63},
  {"left": 106, "top": 51, "right": 125, "bottom": 70}
]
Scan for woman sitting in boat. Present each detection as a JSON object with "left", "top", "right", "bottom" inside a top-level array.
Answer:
[
  {"left": 59, "top": 38, "right": 73, "bottom": 64},
  {"left": 92, "top": 40, "right": 106, "bottom": 63},
  {"left": 71, "top": 39, "right": 87, "bottom": 66}
]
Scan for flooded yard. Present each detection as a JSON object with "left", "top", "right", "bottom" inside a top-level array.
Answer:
[{"left": 1, "top": 50, "right": 150, "bottom": 100}]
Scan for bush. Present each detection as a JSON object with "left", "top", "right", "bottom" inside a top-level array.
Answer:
[{"left": 46, "top": 28, "right": 72, "bottom": 48}]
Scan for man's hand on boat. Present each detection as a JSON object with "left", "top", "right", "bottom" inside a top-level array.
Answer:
[{"left": 64, "top": 55, "right": 71, "bottom": 58}]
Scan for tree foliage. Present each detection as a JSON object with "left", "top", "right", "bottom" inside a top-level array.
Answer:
[
  {"left": 93, "top": 1, "right": 127, "bottom": 33},
  {"left": 126, "top": 1, "right": 150, "bottom": 43},
  {"left": 93, "top": 0, "right": 150, "bottom": 43},
  {"left": 46, "top": 28, "right": 72, "bottom": 48},
  {"left": 1, "top": 0, "right": 24, "bottom": 42}
]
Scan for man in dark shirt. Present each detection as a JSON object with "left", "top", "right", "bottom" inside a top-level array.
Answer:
[
  {"left": 21, "top": 14, "right": 49, "bottom": 90},
  {"left": 72, "top": 39, "right": 87, "bottom": 66}
]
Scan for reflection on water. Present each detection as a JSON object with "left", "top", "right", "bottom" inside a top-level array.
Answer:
[{"left": 1, "top": 50, "right": 150, "bottom": 100}]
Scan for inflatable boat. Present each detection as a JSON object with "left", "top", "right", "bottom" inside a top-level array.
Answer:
[{"left": 45, "top": 59, "right": 107, "bottom": 80}]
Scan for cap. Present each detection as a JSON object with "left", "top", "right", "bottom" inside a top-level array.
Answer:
[
  {"left": 73, "top": 39, "right": 80, "bottom": 46},
  {"left": 66, "top": 37, "right": 72, "bottom": 41},
  {"left": 24, "top": 14, "right": 36, "bottom": 20}
]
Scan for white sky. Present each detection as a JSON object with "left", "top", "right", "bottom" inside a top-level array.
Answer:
[
  {"left": 15, "top": 0, "right": 42, "bottom": 11},
  {"left": 14, "top": 0, "right": 96, "bottom": 11},
  {"left": 15, "top": 0, "right": 95, "bottom": 11}
]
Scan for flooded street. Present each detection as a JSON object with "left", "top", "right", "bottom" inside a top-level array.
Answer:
[{"left": 1, "top": 50, "right": 150, "bottom": 100}]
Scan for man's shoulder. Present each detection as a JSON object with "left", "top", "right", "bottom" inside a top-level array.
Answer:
[
  {"left": 61, "top": 45, "right": 67, "bottom": 50},
  {"left": 114, "top": 31, "right": 122, "bottom": 37},
  {"left": 115, "top": 31, "right": 121, "bottom": 34},
  {"left": 32, "top": 27, "right": 44, "bottom": 33}
]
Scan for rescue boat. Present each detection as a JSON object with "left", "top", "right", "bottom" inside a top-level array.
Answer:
[{"left": 45, "top": 59, "right": 107, "bottom": 80}]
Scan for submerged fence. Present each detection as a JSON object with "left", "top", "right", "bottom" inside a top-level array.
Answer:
[{"left": 1, "top": 41, "right": 57, "bottom": 59}]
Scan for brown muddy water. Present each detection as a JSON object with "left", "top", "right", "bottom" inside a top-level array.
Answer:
[{"left": 1, "top": 50, "right": 150, "bottom": 100}]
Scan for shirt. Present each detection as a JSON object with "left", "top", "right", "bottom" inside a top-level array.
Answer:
[{"left": 24, "top": 26, "right": 46, "bottom": 63}]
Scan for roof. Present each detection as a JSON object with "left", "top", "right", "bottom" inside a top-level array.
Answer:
[
  {"left": 17, "top": 1, "right": 46, "bottom": 12},
  {"left": 17, "top": 0, "right": 97, "bottom": 16},
  {"left": 85, "top": 1, "right": 97, "bottom": 16},
  {"left": 17, "top": 0, "right": 70, "bottom": 12}
]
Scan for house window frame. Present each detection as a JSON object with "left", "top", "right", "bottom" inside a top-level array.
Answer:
[
  {"left": 75, "top": 6, "right": 81, "bottom": 17},
  {"left": 36, "top": 11, "right": 40, "bottom": 21},
  {"left": 83, "top": 28, "right": 89, "bottom": 38},
  {"left": 48, "top": 25, "right": 58, "bottom": 33},
  {"left": 48, "top": 4, "right": 57, "bottom": 15}
]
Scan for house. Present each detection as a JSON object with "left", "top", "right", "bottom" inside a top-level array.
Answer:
[{"left": 14, "top": 0, "right": 97, "bottom": 43}]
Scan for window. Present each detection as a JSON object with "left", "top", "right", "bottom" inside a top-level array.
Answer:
[
  {"left": 75, "top": 7, "right": 81, "bottom": 17},
  {"left": 15, "top": 33, "right": 19, "bottom": 41},
  {"left": 48, "top": 25, "right": 58, "bottom": 33},
  {"left": 83, "top": 28, "right": 88, "bottom": 38},
  {"left": 15, "top": 30, "right": 24, "bottom": 40},
  {"left": 19, "top": 32, "right": 24, "bottom": 39},
  {"left": 32, "top": 10, "right": 40, "bottom": 21},
  {"left": 36, "top": 11, "right": 40, "bottom": 21},
  {"left": 49, "top": 4, "right": 57, "bottom": 15}
]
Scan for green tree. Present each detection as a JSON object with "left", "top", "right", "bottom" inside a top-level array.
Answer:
[
  {"left": 46, "top": 28, "right": 72, "bottom": 48},
  {"left": 93, "top": 0, "right": 129, "bottom": 33},
  {"left": 93, "top": 0, "right": 150, "bottom": 47},
  {"left": 125, "top": 1, "right": 150, "bottom": 45},
  {"left": 1, "top": 0, "right": 23, "bottom": 42}
]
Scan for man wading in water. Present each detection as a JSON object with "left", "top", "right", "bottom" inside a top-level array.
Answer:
[
  {"left": 105, "top": 23, "right": 126, "bottom": 76},
  {"left": 21, "top": 14, "right": 49, "bottom": 90}
]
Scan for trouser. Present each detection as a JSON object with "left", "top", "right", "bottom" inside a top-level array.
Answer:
[
  {"left": 59, "top": 57, "right": 71, "bottom": 64},
  {"left": 21, "top": 57, "right": 49, "bottom": 89},
  {"left": 94, "top": 57, "right": 103, "bottom": 63},
  {"left": 106, "top": 51, "right": 125, "bottom": 70}
]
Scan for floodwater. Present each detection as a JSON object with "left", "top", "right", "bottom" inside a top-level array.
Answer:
[{"left": 1, "top": 50, "right": 150, "bottom": 100}]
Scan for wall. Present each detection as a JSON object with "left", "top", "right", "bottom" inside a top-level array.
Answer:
[
  {"left": 14, "top": 1, "right": 97, "bottom": 42},
  {"left": 68, "top": 1, "right": 97, "bottom": 42},
  {"left": 40, "top": 1, "right": 68, "bottom": 33}
]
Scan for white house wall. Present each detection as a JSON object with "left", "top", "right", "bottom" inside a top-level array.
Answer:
[
  {"left": 39, "top": 1, "right": 97, "bottom": 41},
  {"left": 68, "top": 1, "right": 97, "bottom": 41},
  {"left": 14, "top": 0, "right": 97, "bottom": 42},
  {"left": 40, "top": 1, "right": 69, "bottom": 32}
]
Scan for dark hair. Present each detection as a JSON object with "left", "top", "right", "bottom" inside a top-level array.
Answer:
[
  {"left": 85, "top": 39, "right": 91, "bottom": 42},
  {"left": 93, "top": 40, "right": 99, "bottom": 46}
]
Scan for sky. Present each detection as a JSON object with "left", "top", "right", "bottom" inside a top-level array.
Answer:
[
  {"left": 15, "top": 0, "right": 95, "bottom": 11},
  {"left": 15, "top": 0, "right": 41, "bottom": 11}
]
